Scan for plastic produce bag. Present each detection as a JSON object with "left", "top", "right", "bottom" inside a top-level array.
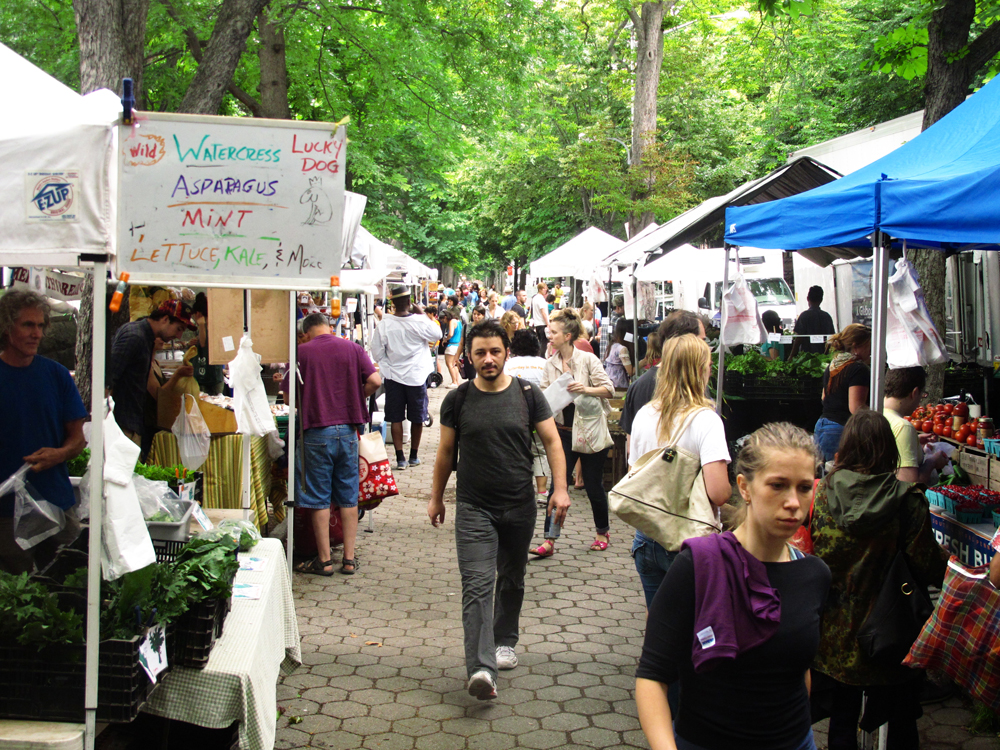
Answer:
[
  {"left": 228, "top": 335, "right": 278, "bottom": 437},
  {"left": 0, "top": 464, "right": 66, "bottom": 550},
  {"left": 217, "top": 519, "right": 262, "bottom": 551},
  {"left": 721, "top": 274, "right": 765, "bottom": 346},
  {"left": 133, "top": 475, "right": 186, "bottom": 522},
  {"left": 886, "top": 258, "right": 949, "bottom": 368},
  {"left": 172, "top": 393, "right": 210, "bottom": 471}
]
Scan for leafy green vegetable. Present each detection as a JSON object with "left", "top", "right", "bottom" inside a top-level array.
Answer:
[
  {"left": 66, "top": 448, "right": 90, "bottom": 477},
  {"left": 174, "top": 536, "right": 240, "bottom": 602},
  {"left": 146, "top": 511, "right": 177, "bottom": 523},
  {"left": 0, "top": 572, "right": 84, "bottom": 650},
  {"left": 133, "top": 463, "right": 182, "bottom": 483},
  {"left": 722, "top": 351, "right": 832, "bottom": 380}
]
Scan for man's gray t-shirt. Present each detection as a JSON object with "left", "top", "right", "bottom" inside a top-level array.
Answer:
[{"left": 441, "top": 378, "right": 552, "bottom": 509}]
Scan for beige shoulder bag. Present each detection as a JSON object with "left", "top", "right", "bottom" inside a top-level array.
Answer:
[{"left": 608, "top": 408, "right": 722, "bottom": 551}]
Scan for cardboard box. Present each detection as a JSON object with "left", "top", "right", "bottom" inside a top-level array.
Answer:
[
  {"left": 960, "top": 446, "right": 990, "bottom": 486},
  {"left": 157, "top": 390, "right": 237, "bottom": 434},
  {"left": 990, "top": 456, "right": 1000, "bottom": 493}
]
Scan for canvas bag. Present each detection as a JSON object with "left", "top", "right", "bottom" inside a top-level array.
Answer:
[
  {"left": 171, "top": 393, "right": 210, "bottom": 471},
  {"left": 904, "top": 557, "right": 1000, "bottom": 711},
  {"left": 358, "top": 430, "right": 399, "bottom": 511},
  {"left": 608, "top": 409, "right": 722, "bottom": 551},
  {"left": 571, "top": 395, "right": 613, "bottom": 454}
]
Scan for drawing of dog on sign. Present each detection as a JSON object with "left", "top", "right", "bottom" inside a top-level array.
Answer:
[{"left": 300, "top": 177, "right": 333, "bottom": 225}]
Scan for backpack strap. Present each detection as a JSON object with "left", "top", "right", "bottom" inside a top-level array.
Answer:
[
  {"left": 451, "top": 381, "right": 472, "bottom": 471},
  {"left": 514, "top": 376, "right": 537, "bottom": 433}
]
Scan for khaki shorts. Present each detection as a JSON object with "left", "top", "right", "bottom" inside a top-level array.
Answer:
[{"left": 531, "top": 433, "right": 551, "bottom": 479}]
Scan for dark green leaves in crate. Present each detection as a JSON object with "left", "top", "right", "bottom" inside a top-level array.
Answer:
[{"left": 0, "top": 572, "right": 83, "bottom": 650}]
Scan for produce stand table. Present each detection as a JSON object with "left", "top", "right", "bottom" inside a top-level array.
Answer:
[
  {"left": 148, "top": 433, "right": 278, "bottom": 529},
  {"left": 140, "top": 539, "right": 300, "bottom": 750},
  {"left": 929, "top": 506, "right": 996, "bottom": 567}
]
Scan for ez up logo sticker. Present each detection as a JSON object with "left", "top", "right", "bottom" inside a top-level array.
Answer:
[{"left": 26, "top": 170, "right": 80, "bottom": 222}]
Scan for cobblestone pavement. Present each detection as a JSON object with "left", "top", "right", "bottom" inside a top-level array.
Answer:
[{"left": 276, "top": 383, "right": 999, "bottom": 750}]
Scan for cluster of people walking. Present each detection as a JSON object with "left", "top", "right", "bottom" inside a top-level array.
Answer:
[{"left": 293, "top": 281, "right": 955, "bottom": 750}]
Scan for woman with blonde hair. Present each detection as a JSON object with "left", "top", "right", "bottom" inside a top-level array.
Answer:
[
  {"left": 485, "top": 291, "right": 504, "bottom": 320},
  {"left": 499, "top": 310, "right": 522, "bottom": 342},
  {"left": 813, "top": 323, "right": 872, "bottom": 463},
  {"left": 532, "top": 308, "right": 615, "bottom": 555},
  {"left": 627, "top": 334, "right": 732, "bottom": 604},
  {"left": 637, "top": 421, "right": 831, "bottom": 750}
]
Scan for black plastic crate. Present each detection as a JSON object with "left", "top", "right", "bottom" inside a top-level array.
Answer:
[
  {"left": 740, "top": 374, "right": 823, "bottom": 401},
  {"left": 169, "top": 593, "right": 231, "bottom": 669},
  {"left": 0, "top": 636, "right": 160, "bottom": 723},
  {"left": 153, "top": 538, "right": 187, "bottom": 564}
]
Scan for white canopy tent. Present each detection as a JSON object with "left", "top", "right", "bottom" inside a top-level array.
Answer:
[
  {"left": 530, "top": 226, "right": 625, "bottom": 279},
  {"left": 0, "top": 42, "right": 120, "bottom": 750}
]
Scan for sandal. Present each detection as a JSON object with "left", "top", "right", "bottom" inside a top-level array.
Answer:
[
  {"left": 590, "top": 534, "right": 610, "bottom": 552},
  {"left": 529, "top": 540, "right": 555, "bottom": 557},
  {"left": 340, "top": 558, "right": 360, "bottom": 575},
  {"left": 295, "top": 556, "right": 335, "bottom": 576}
]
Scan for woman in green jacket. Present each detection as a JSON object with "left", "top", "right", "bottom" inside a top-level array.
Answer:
[{"left": 810, "top": 410, "right": 947, "bottom": 750}]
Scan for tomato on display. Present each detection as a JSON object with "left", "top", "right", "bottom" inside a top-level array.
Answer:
[
  {"left": 957, "top": 425, "right": 972, "bottom": 442},
  {"left": 942, "top": 427, "right": 953, "bottom": 439},
  {"left": 968, "top": 434, "right": 978, "bottom": 446},
  {"left": 922, "top": 420, "right": 934, "bottom": 433}
]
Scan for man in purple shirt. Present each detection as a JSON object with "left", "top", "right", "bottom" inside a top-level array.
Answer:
[{"left": 293, "top": 313, "right": 381, "bottom": 576}]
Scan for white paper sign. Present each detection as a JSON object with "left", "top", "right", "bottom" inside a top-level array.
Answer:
[
  {"left": 623, "top": 332, "right": 634, "bottom": 343},
  {"left": 233, "top": 582, "right": 263, "bottom": 600},
  {"left": 222, "top": 335, "right": 235, "bottom": 352},
  {"left": 780, "top": 336, "right": 793, "bottom": 344},
  {"left": 191, "top": 502, "right": 214, "bottom": 531},
  {"left": 239, "top": 555, "right": 267, "bottom": 572},
  {"left": 767, "top": 332, "right": 781, "bottom": 342},
  {"left": 138, "top": 624, "right": 169, "bottom": 682},
  {"left": 809, "top": 335, "right": 826, "bottom": 344}
]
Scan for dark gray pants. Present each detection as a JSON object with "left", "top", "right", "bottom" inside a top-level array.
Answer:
[{"left": 455, "top": 500, "right": 536, "bottom": 679}]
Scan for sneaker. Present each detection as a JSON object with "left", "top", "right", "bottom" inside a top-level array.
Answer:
[
  {"left": 496, "top": 646, "right": 518, "bottom": 670},
  {"left": 395, "top": 459, "right": 407, "bottom": 471},
  {"left": 408, "top": 457, "right": 421, "bottom": 467},
  {"left": 536, "top": 492, "right": 549, "bottom": 507},
  {"left": 467, "top": 670, "right": 497, "bottom": 700}
]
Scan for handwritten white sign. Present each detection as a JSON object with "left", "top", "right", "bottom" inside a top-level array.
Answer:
[{"left": 117, "top": 112, "right": 346, "bottom": 289}]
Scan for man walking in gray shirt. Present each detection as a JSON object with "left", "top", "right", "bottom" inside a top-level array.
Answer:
[{"left": 429, "top": 319, "right": 569, "bottom": 700}]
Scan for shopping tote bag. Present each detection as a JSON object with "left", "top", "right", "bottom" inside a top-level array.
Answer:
[
  {"left": 358, "top": 431, "right": 398, "bottom": 511},
  {"left": 904, "top": 557, "right": 1000, "bottom": 711}
]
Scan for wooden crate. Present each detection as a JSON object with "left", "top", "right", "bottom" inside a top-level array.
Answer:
[
  {"left": 960, "top": 446, "right": 990, "bottom": 486},
  {"left": 990, "top": 456, "right": 1000, "bottom": 493}
]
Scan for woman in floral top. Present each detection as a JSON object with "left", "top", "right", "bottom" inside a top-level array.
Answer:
[{"left": 603, "top": 317, "right": 634, "bottom": 388}]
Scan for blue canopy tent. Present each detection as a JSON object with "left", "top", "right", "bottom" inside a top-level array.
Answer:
[{"left": 724, "top": 74, "right": 1000, "bottom": 404}]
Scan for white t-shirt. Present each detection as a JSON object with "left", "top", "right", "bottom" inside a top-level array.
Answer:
[
  {"left": 628, "top": 405, "right": 731, "bottom": 468},
  {"left": 530, "top": 294, "right": 549, "bottom": 326},
  {"left": 370, "top": 313, "right": 444, "bottom": 386},
  {"left": 504, "top": 356, "right": 548, "bottom": 388}
]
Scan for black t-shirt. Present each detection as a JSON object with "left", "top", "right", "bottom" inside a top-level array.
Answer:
[
  {"left": 793, "top": 307, "right": 836, "bottom": 354},
  {"left": 636, "top": 549, "right": 831, "bottom": 750},
  {"left": 441, "top": 378, "right": 552, "bottom": 508},
  {"left": 821, "top": 361, "right": 870, "bottom": 425},
  {"left": 620, "top": 365, "right": 658, "bottom": 435},
  {"left": 512, "top": 303, "right": 527, "bottom": 321}
]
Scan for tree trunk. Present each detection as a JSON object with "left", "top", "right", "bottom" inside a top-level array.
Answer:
[
  {"left": 628, "top": 2, "right": 667, "bottom": 234},
  {"left": 73, "top": 0, "right": 150, "bottom": 103},
  {"left": 257, "top": 10, "right": 290, "bottom": 119},
  {"left": 917, "top": 0, "right": 975, "bottom": 399},
  {"left": 179, "top": 0, "right": 272, "bottom": 114}
]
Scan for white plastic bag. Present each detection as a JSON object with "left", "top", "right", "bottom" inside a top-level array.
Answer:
[
  {"left": 543, "top": 372, "right": 580, "bottom": 414},
  {"left": 0, "top": 464, "right": 66, "bottom": 550},
  {"left": 721, "top": 274, "right": 765, "bottom": 346},
  {"left": 885, "top": 259, "right": 949, "bottom": 368},
  {"left": 172, "top": 393, "right": 211, "bottom": 471},
  {"left": 227, "top": 335, "right": 277, "bottom": 437},
  {"left": 104, "top": 398, "right": 141, "bottom": 485},
  {"left": 102, "top": 405, "right": 156, "bottom": 579}
]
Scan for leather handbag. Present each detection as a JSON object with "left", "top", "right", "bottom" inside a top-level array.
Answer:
[
  {"left": 608, "top": 409, "right": 721, "bottom": 551},
  {"left": 856, "top": 549, "right": 933, "bottom": 665}
]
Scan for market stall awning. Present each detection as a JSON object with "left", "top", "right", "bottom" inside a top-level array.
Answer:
[
  {"left": 725, "top": 75, "right": 1000, "bottom": 251},
  {"left": 608, "top": 157, "right": 846, "bottom": 269},
  {"left": 0, "top": 42, "right": 120, "bottom": 265},
  {"left": 530, "top": 226, "right": 625, "bottom": 279}
]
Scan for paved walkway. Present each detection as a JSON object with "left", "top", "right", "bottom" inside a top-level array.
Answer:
[{"left": 276, "top": 384, "right": 998, "bottom": 750}]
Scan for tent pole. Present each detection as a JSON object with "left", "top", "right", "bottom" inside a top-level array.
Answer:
[
  {"left": 286, "top": 291, "right": 296, "bottom": 578},
  {"left": 84, "top": 261, "right": 107, "bottom": 750},
  {"left": 716, "top": 245, "right": 732, "bottom": 416},
  {"left": 632, "top": 263, "right": 640, "bottom": 384},
  {"left": 242, "top": 290, "right": 252, "bottom": 523},
  {"left": 870, "top": 234, "right": 890, "bottom": 412}
]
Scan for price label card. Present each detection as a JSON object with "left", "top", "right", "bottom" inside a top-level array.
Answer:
[
  {"left": 233, "top": 583, "right": 263, "bottom": 600},
  {"left": 623, "top": 332, "right": 634, "bottom": 343},
  {"left": 810, "top": 335, "right": 826, "bottom": 344},
  {"left": 767, "top": 332, "right": 781, "bottom": 342},
  {"left": 780, "top": 336, "right": 793, "bottom": 344},
  {"left": 138, "top": 624, "right": 169, "bottom": 682},
  {"left": 191, "top": 503, "right": 214, "bottom": 531}
]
